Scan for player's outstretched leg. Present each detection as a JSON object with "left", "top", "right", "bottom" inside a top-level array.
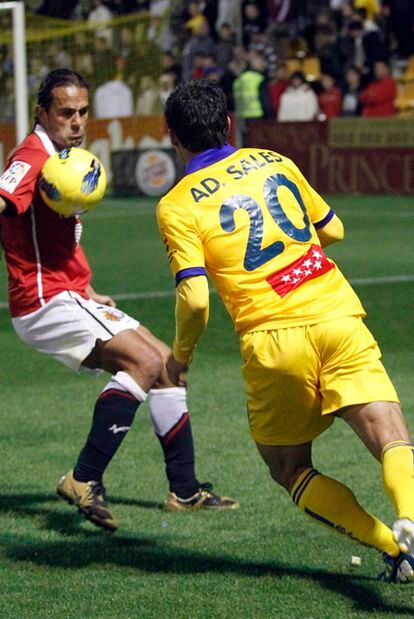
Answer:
[
  {"left": 382, "top": 441, "right": 414, "bottom": 559},
  {"left": 257, "top": 440, "right": 414, "bottom": 583},
  {"left": 57, "top": 329, "right": 163, "bottom": 531},
  {"left": 341, "top": 403, "right": 414, "bottom": 582}
]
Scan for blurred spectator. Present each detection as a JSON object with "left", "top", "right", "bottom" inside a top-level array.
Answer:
[
  {"left": 136, "top": 74, "right": 162, "bottom": 115},
  {"left": 161, "top": 51, "right": 182, "bottom": 82},
  {"left": 233, "top": 50, "right": 273, "bottom": 120},
  {"left": 46, "top": 43, "right": 72, "bottom": 71},
  {"left": 185, "top": 1, "right": 209, "bottom": 36},
  {"left": 28, "top": 57, "right": 50, "bottom": 100},
  {"left": 73, "top": 50, "right": 95, "bottom": 83},
  {"left": 216, "top": 23, "right": 237, "bottom": 72},
  {"left": 311, "top": 9, "right": 338, "bottom": 58},
  {"left": 318, "top": 72, "right": 342, "bottom": 119},
  {"left": 216, "top": 0, "right": 242, "bottom": 42},
  {"left": 93, "top": 57, "right": 134, "bottom": 119},
  {"left": 341, "top": 64, "right": 362, "bottom": 116},
  {"left": 147, "top": 14, "right": 174, "bottom": 52},
  {"left": 93, "top": 35, "right": 116, "bottom": 86},
  {"left": 88, "top": 0, "right": 113, "bottom": 22},
  {"left": 88, "top": 0, "right": 113, "bottom": 45},
  {"left": 334, "top": 18, "right": 388, "bottom": 78},
  {"left": 277, "top": 70, "right": 319, "bottom": 121},
  {"left": 268, "top": 63, "right": 289, "bottom": 115},
  {"left": 149, "top": 0, "right": 169, "bottom": 18},
  {"left": 191, "top": 52, "right": 209, "bottom": 79},
  {"left": 248, "top": 28, "right": 277, "bottom": 78},
  {"left": 354, "top": 0, "right": 380, "bottom": 22},
  {"left": 159, "top": 71, "right": 177, "bottom": 107},
  {"left": 359, "top": 60, "right": 396, "bottom": 116},
  {"left": 71, "top": 0, "right": 90, "bottom": 20},
  {"left": 220, "top": 44, "right": 248, "bottom": 111},
  {"left": 242, "top": 2, "right": 268, "bottom": 48},
  {"left": 196, "top": 53, "right": 222, "bottom": 81},
  {"left": 181, "top": 20, "right": 216, "bottom": 81}
]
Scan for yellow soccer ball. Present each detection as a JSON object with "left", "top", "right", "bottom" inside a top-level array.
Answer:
[{"left": 39, "top": 147, "right": 107, "bottom": 217}]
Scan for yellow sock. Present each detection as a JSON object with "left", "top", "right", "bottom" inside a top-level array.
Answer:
[
  {"left": 382, "top": 441, "right": 414, "bottom": 520},
  {"left": 291, "top": 468, "right": 399, "bottom": 556}
]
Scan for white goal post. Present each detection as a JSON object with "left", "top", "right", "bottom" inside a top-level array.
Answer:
[{"left": 1, "top": 1, "right": 28, "bottom": 143}]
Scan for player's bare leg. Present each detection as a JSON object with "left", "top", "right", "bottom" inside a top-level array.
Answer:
[{"left": 339, "top": 402, "right": 414, "bottom": 565}]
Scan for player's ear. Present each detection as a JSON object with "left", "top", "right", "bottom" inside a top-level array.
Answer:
[
  {"left": 227, "top": 115, "right": 231, "bottom": 135},
  {"left": 168, "top": 128, "right": 179, "bottom": 147},
  {"left": 35, "top": 104, "right": 46, "bottom": 125}
]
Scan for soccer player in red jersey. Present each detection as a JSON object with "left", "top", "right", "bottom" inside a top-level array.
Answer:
[{"left": 0, "top": 69, "right": 239, "bottom": 531}]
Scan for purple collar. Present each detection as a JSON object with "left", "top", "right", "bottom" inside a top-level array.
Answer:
[{"left": 185, "top": 143, "right": 237, "bottom": 175}]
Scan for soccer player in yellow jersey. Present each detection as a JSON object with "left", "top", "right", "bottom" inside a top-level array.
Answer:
[{"left": 157, "top": 79, "right": 414, "bottom": 582}]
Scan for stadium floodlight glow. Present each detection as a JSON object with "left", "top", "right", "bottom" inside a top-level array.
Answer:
[{"left": 1, "top": 2, "right": 28, "bottom": 143}]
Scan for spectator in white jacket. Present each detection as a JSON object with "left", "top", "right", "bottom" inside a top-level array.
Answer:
[{"left": 277, "top": 71, "right": 319, "bottom": 122}]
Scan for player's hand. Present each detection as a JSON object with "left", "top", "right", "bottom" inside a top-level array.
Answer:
[
  {"left": 166, "top": 355, "right": 189, "bottom": 387},
  {"left": 91, "top": 292, "right": 117, "bottom": 308},
  {"left": 86, "top": 284, "right": 116, "bottom": 307}
]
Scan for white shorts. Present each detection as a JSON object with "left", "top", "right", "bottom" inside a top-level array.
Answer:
[{"left": 12, "top": 291, "right": 140, "bottom": 372}]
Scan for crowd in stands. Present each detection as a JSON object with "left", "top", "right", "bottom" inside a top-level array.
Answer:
[{"left": 1, "top": 0, "right": 414, "bottom": 122}]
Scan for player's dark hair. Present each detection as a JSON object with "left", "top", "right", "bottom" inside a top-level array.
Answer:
[
  {"left": 37, "top": 69, "right": 90, "bottom": 110},
  {"left": 164, "top": 80, "right": 228, "bottom": 153}
]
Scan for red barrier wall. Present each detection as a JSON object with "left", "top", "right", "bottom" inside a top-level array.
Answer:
[
  {"left": 1, "top": 117, "right": 413, "bottom": 193},
  {"left": 247, "top": 118, "right": 414, "bottom": 194}
]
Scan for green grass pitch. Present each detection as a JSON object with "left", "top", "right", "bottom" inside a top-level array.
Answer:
[{"left": 0, "top": 194, "right": 413, "bottom": 618}]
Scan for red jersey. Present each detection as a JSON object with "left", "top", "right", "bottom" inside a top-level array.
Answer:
[{"left": 0, "top": 124, "right": 91, "bottom": 317}]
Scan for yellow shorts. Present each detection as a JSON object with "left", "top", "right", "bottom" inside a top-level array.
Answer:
[{"left": 240, "top": 316, "right": 399, "bottom": 446}]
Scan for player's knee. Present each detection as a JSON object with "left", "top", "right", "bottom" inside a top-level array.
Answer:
[
  {"left": 138, "top": 346, "right": 164, "bottom": 385},
  {"left": 267, "top": 461, "right": 307, "bottom": 493}
]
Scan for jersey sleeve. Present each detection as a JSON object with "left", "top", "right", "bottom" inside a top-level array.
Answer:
[
  {"left": 157, "top": 196, "right": 207, "bottom": 285},
  {"left": 0, "top": 147, "right": 48, "bottom": 215}
]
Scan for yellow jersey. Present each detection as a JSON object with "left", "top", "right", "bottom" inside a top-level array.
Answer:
[{"left": 157, "top": 145, "right": 365, "bottom": 334}]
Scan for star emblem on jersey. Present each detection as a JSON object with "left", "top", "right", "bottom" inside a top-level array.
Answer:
[{"left": 266, "top": 244, "right": 334, "bottom": 298}]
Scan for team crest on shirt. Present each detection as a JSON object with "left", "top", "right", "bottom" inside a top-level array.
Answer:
[
  {"left": 102, "top": 308, "right": 124, "bottom": 322},
  {"left": 0, "top": 161, "right": 31, "bottom": 193}
]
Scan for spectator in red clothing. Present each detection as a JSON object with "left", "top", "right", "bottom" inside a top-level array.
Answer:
[
  {"left": 318, "top": 72, "right": 343, "bottom": 119},
  {"left": 359, "top": 60, "right": 396, "bottom": 117},
  {"left": 268, "top": 63, "right": 289, "bottom": 115}
]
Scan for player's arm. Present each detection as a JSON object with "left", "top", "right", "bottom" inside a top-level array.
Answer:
[
  {"left": 0, "top": 148, "right": 47, "bottom": 216},
  {"left": 167, "top": 275, "right": 209, "bottom": 386},
  {"left": 157, "top": 197, "right": 208, "bottom": 385},
  {"left": 292, "top": 162, "right": 345, "bottom": 247},
  {"left": 314, "top": 212, "right": 344, "bottom": 247},
  {"left": 0, "top": 195, "right": 19, "bottom": 216}
]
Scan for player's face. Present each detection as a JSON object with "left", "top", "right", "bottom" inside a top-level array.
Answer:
[{"left": 38, "top": 85, "right": 89, "bottom": 150}]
